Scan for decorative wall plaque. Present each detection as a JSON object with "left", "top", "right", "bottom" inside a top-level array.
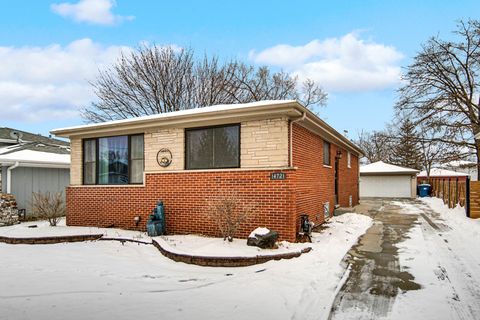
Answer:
[{"left": 157, "top": 148, "right": 172, "bottom": 167}]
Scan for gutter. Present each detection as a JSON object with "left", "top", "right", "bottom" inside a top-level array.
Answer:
[
  {"left": 290, "top": 112, "right": 306, "bottom": 166},
  {"left": 6, "top": 161, "right": 19, "bottom": 194}
]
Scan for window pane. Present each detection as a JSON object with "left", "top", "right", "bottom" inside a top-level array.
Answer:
[
  {"left": 213, "top": 126, "right": 239, "bottom": 168},
  {"left": 323, "top": 141, "right": 330, "bottom": 165},
  {"left": 83, "top": 140, "right": 96, "bottom": 184},
  {"left": 83, "top": 162, "right": 96, "bottom": 185},
  {"left": 98, "top": 136, "right": 129, "bottom": 184},
  {"left": 186, "top": 129, "right": 214, "bottom": 169},
  {"left": 84, "top": 140, "right": 96, "bottom": 162},
  {"left": 130, "top": 159, "right": 144, "bottom": 184},
  {"left": 131, "top": 135, "right": 144, "bottom": 159}
]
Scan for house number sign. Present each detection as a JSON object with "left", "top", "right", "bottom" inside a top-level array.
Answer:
[{"left": 271, "top": 172, "right": 286, "bottom": 180}]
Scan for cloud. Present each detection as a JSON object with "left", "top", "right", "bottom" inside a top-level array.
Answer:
[
  {"left": 249, "top": 33, "right": 404, "bottom": 92},
  {"left": 0, "top": 38, "right": 131, "bottom": 122},
  {"left": 51, "top": 0, "right": 134, "bottom": 25}
]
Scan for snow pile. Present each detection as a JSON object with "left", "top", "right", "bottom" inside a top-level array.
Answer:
[
  {"left": 249, "top": 227, "right": 270, "bottom": 238},
  {"left": 420, "top": 197, "right": 479, "bottom": 236},
  {"left": 390, "top": 198, "right": 480, "bottom": 319}
]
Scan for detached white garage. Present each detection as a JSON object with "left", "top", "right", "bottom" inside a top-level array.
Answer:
[{"left": 360, "top": 161, "right": 419, "bottom": 198}]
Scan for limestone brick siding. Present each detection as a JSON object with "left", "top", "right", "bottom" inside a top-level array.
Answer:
[
  {"left": 240, "top": 118, "right": 289, "bottom": 168},
  {"left": 144, "top": 128, "right": 184, "bottom": 172},
  {"left": 70, "top": 138, "right": 82, "bottom": 185}
]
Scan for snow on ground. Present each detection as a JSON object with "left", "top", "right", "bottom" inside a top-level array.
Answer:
[
  {"left": 389, "top": 198, "right": 480, "bottom": 320},
  {"left": 0, "top": 213, "right": 372, "bottom": 320},
  {"left": 0, "top": 219, "right": 149, "bottom": 240},
  {"left": 158, "top": 235, "right": 310, "bottom": 257}
]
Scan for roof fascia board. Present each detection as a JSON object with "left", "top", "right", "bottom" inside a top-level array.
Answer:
[{"left": 53, "top": 103, "right": 302, "bottom": 138}]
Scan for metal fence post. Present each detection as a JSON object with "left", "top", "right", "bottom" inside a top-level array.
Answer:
[{"left": 466, "top": 176, "right": 471, "bottom": 218}]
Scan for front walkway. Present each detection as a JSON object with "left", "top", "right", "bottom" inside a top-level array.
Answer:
[{"left": 329, "top": 198, "right": 480, "bottom": 320}]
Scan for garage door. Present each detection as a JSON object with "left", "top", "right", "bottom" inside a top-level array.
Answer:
[{"left": 360, "top": 175, "right": 412, "bottom": 198}]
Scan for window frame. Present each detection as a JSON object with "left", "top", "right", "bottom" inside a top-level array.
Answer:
[
  {"left": 82, "top": 133, "right": 144, "bottom": 185},
  {"left": 184, "top": 123, "right": 241, "bottom": 170},
  {"left": 323, "top": 141, "right": 331, "bottom": 166},
  {"left": 347, "top": 151, "right": 351, "bottom": 168}
]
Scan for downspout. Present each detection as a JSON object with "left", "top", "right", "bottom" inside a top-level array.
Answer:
[
  {"left": 290, "top": 112, "right": 306, "bottom": 167},
  {"left": 6, "top": 161, "right": 20, "bottom": 194}
]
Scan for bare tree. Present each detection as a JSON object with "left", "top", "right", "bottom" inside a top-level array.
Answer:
[
  {"left": 82, "top": 46, "right": 327, "bottom": 122},
  {"left": 417, "top": 123, "right": 470, "bottom": 181},
  {"left": 206, "top": 192, "right": 256, "bottom": 242},
  {"left": 396, "top": 20, "right": 480, "bottom": 178},
  {"left": 31, "top": 192, "right": 66, "bottom": 227},
  {"left": 356, "top": 129, "right": 394, "bottom": 164}
]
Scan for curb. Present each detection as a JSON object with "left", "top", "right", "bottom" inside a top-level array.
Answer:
[
  {"left": 152, "top": 239, "right": 312, "bottom": 267},
  {"left": 0, "top": 234, "right": 103, "bottom": 244}
]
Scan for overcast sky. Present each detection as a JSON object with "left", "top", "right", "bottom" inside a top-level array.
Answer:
[{"left": 0, "top": 0, "right": 477, "bottom": 138}]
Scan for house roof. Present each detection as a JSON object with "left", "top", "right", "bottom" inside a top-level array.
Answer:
[
  {"left": 418, "top": 168, "right": 469, "bottom": 177},
  {"left": 360, "top": 161, "right": 419, "bottom": 175},
  {"left": 0, "top": 142, "right": 70, "bottom": 168},
  {"left": 0, "top": 127, "right": 69, "bottom": 146},
  {"left": 50, "top": 100, "right": 364, "bottom": 156}
]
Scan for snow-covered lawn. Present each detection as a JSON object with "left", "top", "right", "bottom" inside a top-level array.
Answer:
[
  {"left": 0, "top": 213, "right": 372, "bottom": 320},
  {"left": 390, "top": 197, "right": 480, "bottom": 320},
  {"left": 0, "top": 219, "right": 149, "bottom": 241}
]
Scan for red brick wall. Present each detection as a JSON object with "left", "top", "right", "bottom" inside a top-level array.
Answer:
[
  {"left": 67, "top": 169, "right": 298, "bottom": 241},
  {"left": 66, "top": 123, "right": 360, "bottom": 242},
  {"left": 292, "top": 123, "right": 359, "bottom": 227}
]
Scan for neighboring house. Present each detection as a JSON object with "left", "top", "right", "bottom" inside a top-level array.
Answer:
[
  {"left": 417, "top": 168, "right": 469, "bottom": 184},
  {"left": 0, "top": 127, "right": 70, "bottom": 214},
  {"left": 439, "top": 160, "right": 477, "bottom": 181},
  {"left": 360, "top": 161, "right": 419, "bottom": 198},
  {"left": 51, "top": 100, "right": 363, "bottom": 242}
]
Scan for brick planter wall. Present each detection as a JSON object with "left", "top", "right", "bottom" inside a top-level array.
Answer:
[{"left": 67, "top": 169, "right": 298, "bottom": 241}]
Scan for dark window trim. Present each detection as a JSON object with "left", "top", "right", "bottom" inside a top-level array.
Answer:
[
  {"left": 323, "top": 141, "right": 331, "bottom": 166},
  {"left": 184, "top": 123, "right": 241, "bottom": 170},
  {"left": 82, "top": 133, "right": 144, "bottom": 185},
  {"left": 82, "top": 138, "right": 97, "bottom": 185}
]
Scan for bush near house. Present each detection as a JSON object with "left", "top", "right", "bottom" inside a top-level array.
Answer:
[{"left": 31, "top": 192, "right": 66, "bottom": 226}]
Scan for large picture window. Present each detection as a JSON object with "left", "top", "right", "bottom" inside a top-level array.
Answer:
[
  {"left": 186, "top": 124, "right": 240, "bottom": 169},
  {"left": 83, "top": 134, "right": 144, "bottom": 185}
]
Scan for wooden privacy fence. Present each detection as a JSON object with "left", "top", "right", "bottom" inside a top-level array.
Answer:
[{"left": 428, "top": 177, "right": 480, "bottom": 218}]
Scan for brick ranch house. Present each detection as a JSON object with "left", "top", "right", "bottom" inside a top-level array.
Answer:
[{"left": 51, "top": 100, "right": 362, "bottom": 242}]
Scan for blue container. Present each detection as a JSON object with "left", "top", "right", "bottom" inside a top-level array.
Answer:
[
  {"left": 418, "top": 184, "right": 431, "bottom": 197},
  {"left": 146, "top": 201, "right": 166, "bottom": 236}
]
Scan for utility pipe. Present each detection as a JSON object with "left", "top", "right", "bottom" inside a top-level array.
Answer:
[
  {"left": 289, "top": 112, "right": 306, "bottom": 167},
  {"left": 6, "top": 161, "right": 20, "bottom": 194}
]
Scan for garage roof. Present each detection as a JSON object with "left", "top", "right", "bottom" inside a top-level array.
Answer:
[{"left": 360, "top": 161, "right": 419, "bottom": 175}]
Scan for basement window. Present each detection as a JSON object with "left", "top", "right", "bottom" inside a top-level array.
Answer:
[
  {"left": 185, "top": 124, "right": 240, "bottom": 170},
  {"left": 83, "top": 134, "right": 144, "bottom": 185}
]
